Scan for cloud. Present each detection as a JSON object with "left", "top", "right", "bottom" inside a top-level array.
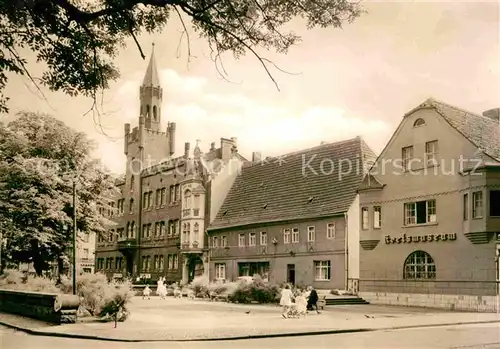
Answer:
[{"left": 103, "top": 68, "right": 393, "bottom": 173}]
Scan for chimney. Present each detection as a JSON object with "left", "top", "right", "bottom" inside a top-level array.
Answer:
[
  {"left": 252, "top": 152, "right": 262, "bottom": 162},
  {"left": 210, "top": 142, "right": 215, "bottom": 151},
  {"left": 184, "top": 142, "right": 190, "bottom": 158},
  {"left": 483, "top": 108, "right": 500, "bottom": 121},
  {"left": 168, "top": 122, "right": 176, "bottom": 156}
]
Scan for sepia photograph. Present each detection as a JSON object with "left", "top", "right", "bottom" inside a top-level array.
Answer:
[{"left": 0, "top": 0, "right": 499, "bottom": 348}]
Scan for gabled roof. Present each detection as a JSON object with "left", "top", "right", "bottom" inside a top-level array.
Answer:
[
  {"left": 358, "top": 174, "right": 384, "bottom": 191},
  {"left": 142, "top": 45, "right": 160, "bottom": 87},
  {"left": 410, "top": 98, "right": 500, "bottom": 162},
  {"left": 360, "top": 98, "right": 500, "bottom": 188},
  {"left": 209, "top": 137, "right": 377, "bottom": 230}
]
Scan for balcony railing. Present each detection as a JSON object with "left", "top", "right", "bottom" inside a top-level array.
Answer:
[
  {"left": 117, "top": 238, "right": 137, "bottom": 251},
  {"left": 180, "top": 241, "right": 203, "bottom": 252}
]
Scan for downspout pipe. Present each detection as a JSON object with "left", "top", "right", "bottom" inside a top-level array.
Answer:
[{"left": 344, "top": 212, "right": 349, "bottom": 291}]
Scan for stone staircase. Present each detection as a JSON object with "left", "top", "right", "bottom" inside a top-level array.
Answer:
[{"left": 317, "top": 290, "right": 370, "bottom": 307}]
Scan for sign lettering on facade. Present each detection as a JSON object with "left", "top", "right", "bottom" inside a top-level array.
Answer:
[{"left": 385, "top": 233, "right": 457, "bottom": 244}]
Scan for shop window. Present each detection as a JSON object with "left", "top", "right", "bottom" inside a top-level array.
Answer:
[
  {"left": 404, "top": 199, "right": 436, "bottom": 225},
  {"left": 473, "top": 191, "right": 483, "bottom": 218},
  {"left": 489, "top": 190, "right": 500, "bottom": 217},
  {"left": 403, "top": 250, "right": 436, "bottom": 279}
]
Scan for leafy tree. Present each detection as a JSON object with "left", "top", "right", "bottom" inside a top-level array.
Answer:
[
  {"left": 0, "top": 111, "right": 117, "bottom": 275},
  {"left": 0, "top": 0, "right": 364, "bottom": 112}
]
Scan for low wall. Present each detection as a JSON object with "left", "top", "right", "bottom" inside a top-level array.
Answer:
[
  {"left": 360, "top": 291, "right": 499, "bottom": 312},
  {"left": 0, "top": 289, "right": 80, "bottom": 324}
]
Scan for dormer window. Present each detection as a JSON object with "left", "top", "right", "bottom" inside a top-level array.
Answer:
[{"left": 413, "top": 118, "right": 426, "bottom": 127}]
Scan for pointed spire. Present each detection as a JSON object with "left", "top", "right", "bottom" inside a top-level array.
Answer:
[{"left": 142, "top": 42, "right": 160, "bottom": 87}]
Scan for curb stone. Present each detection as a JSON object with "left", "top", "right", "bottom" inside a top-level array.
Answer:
[{"left": 1, "top": 319, "right": 500, "bottom": 342}]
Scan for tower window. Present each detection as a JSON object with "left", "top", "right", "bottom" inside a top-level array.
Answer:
[
  {"left": 146, "top": 105, "right": 150, "bottom": 118},
  {"left": 153, "top": 106, "right": 157, "bottom": 121}
]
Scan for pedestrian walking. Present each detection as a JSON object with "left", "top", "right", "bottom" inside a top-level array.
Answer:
[
  {"left": 142, "top": 285, "right": 151, "bottom": 300},
  {"left": 306, "top": 286, "right": 320, "bottom": 314},
  {"left": 279, "top": 284, "right": 293, "bottom": 318}
]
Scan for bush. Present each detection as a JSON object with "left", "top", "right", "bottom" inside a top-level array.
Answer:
[
  {"left": 0, "top": 268, "right": 61, "bottom": 293},
  {"left": 207, "top": 281, "right": 238, "bottom": 297},
  {"left": 59, "top": 273, "right": 133, "bottom": 317},
  {"left": 228, "top": 276, "right": 280, "bottom": 304},
  {"left": 188, "top": 276, "right": 210, "bottom": 298}
]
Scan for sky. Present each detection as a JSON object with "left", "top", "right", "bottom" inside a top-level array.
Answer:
[{"left": 2, "top": 0, "right": 499, "bottom": 175}]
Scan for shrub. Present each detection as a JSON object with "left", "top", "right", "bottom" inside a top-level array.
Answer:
[
  {"left": 228, "top": 277, "right": 280, "bottom": 304},
  {"left": 207, "top": 281, "right": 238, "bottom": 297},
  {"left": 188, "top": 276, "right": 210, "bottom": 298},
  {"left": 0, "top": 268, "right": 61, "bottom": 293},
  {"left": 98, "top": 281, "right": 133, "bottom": 326},
  {"left": 0, "top": 269, "right": 26, "bottom": 289},
  {"left": 59, "top": 273, "right": 133, "bottom": 317}
]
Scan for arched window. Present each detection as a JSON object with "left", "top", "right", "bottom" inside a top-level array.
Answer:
[
  {"left": 129, "top": 198, "right": 134, "bottom": 213},
  {"left": 130, "top": 176, "right": 134, "bottom": 190},
  {"left": 153, "top": 105, "right": 157, "bottom": 121},
  {"left": 130, "top": 221, "right": 135, "bottom": 238},
  {"left": 146, "top": 105, "right": 150, "bottom": 118},
  {"left": 413, "top": 118, "right": 426, "bottom": 127},
  {"left": 126, "top": 222, "right": 130, "bottom": 238},
  {"left": 403, "top": 250, "right": 436, "bottom": 279},
  {"left": 184, "top": 189, "right": 192, "bottom": 208}
]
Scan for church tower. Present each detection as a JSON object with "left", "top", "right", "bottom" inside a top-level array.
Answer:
[
  {"left": 140, "top": 43, "right": 162, "bottom": 131},
  {"left": 124, "top": 44, "right": 176, "bottom": 178}
]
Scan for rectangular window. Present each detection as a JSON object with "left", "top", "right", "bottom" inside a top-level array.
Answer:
[
  {"left": 463, "top": 193, "right": 468, "bottom": 221},
  {"left": 326, "top": 223, "right": 335, "bottom": 239},
  {"left": 212, "top": 236, "right": 219, "bottom": 248},
  {"left": 473, "top": 191, "right": 483, "bottom": 218},
  {"left": 161, "top": 188, "right": 166, "bottom": 206},
  {"left": 129, "top": 199, "right": 134, "bottom": 213},
  {"left": 156, "top": 189, "right": 161, "bottom": 207},
  {"left": 361, "top": 207, "right": 369, "bottom": 230},
  {"left": 143, "top": 193, "right": 148, "bottom": 210},
  {"left": 175, "top": 184, "right": 180, "bottom": 202},
  {"left": 283, "top": 229, "right": 291, "bottom": 244},
  {"left": 402, "top": 146, "right": 413, "bottom": 171},
  {"left": 215, "top": 263, "right": 226, "bottom": 280},
  {"left": 260, "top": 232, "right": 267, "bottom": 245},
  {"left": 404, "top": 199, "right": 437, "bottom": 225},
  {"left": 238, "top": 234, "right": 245, "bottom": 247},
  {"left": 221, "top": 236, "right": 228, "bottom": 247},
  {"left": 307, "top": 226, "right": 315, "bottom": 242},
  {"left": 167, "top": 255, "right": 173, "bottom": 269},
  {"left": 489, "top": 190, "right": 500, "bottom": 217},
  {"left": 314, "top": 260, "right": 331, "bottom": 281},
  {"left": 154, "top": 255, "right": 159, "bottom": 270},
  {"left": 425, "top": 140, "right": 438, "bottom": 166},
  {"left": 159, "top": 255, "right": 164, "bottom": 270},
  {"left": 169, "top": 186, "right": 174, "bottom": 203},
  {"left": 291, "top": 228, "right": 299, "bottom": 243},
  {"left": 373, "top": 206, "right": 381, "bottom": 229},
  {"left": 173, "top": 254, "right": 178, "bottom": 269},
  {"left": 83, "top": 249, "right": 89, "bottom": 259},
  {"left": 249, "top": 233, "right": 256, "bottom": 246}
]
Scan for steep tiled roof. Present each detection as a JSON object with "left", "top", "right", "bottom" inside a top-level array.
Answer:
[
  {"left": 411, "top": 98, "right": 500, "bottom": 162},
  {"left": 209, "top": 137, "right": 376, "bottom": 230}
]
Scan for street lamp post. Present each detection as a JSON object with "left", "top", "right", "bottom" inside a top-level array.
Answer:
[{"left": 72, "top": 180, "right": 77, "bottom": 295}]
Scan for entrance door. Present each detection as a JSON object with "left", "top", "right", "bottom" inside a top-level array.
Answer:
[{"left": 286, "top": 264, "right": 295, "bottom": 285}]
